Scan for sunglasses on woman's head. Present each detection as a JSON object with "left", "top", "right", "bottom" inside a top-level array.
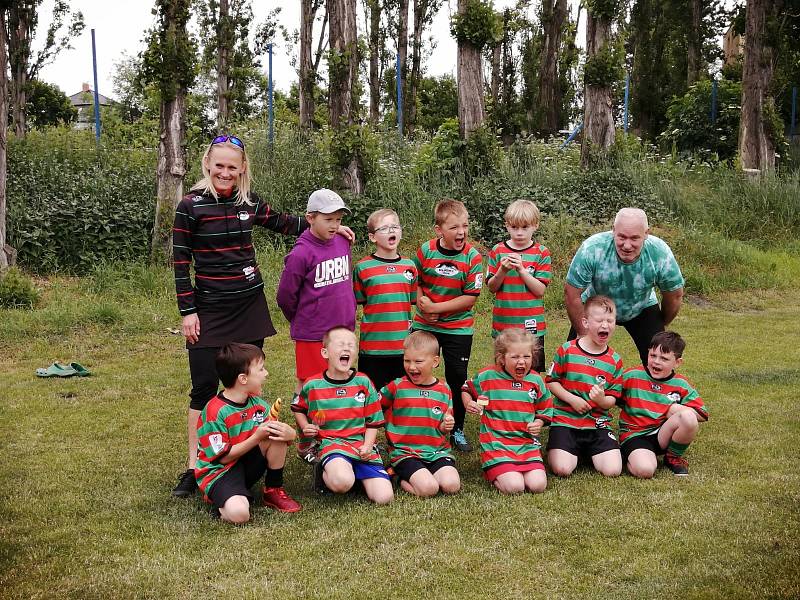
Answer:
[{"left": 211, "top": 135, "right": 245, "bottom": 149}]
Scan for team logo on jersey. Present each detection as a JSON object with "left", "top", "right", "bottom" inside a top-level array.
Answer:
[
  {"left": 527, "top": 265, "right": 535, "bottom": 274},
  {"left": 586, "top": 358, "right": 596, "bottom": 366},
  {"left": 209, "top": 434, "right": 225, "bottom": 454},
  {"left": 666, "top": 391, "right": 681, "bottom": 403},
  {"left": 595, "top": 375, "right": 607, "bottom": 385},
  {"left": 595, "top": 416, "right": 611, "bottom": 429},
  {"left": 607, "top": 431, "right": 616, "bottom": 441},
  {"left": 434, "top": 262, "right": 459, "bottom": 277},
  {"left": 403, "top": 269, "right": 415, "bottom": 282},
  {"left": 386, "top": 265, "right": 397, "bottom": 273},
  {"left": 528, "top": 388, "right": 538, "bottom": 399},
  {"left": 512, "top": 381, "right": 522, "bottom": 389},
  {"left": 421, "top": 390, "right": 430, "bottom": 398},
  {"left": 431, "top": 405, "right": 442, "bottom": 415},
  {"left": 651, "top": 383, "right": 662, "bottom": 391},
  {"left": 237, "top": 211, "right": 250, "bottom": 221},
  {"left": 336, "top": 389, "right": 347, "bottom": 396},
  {"left": 253, "top": 409, "right": 266, "bottom": 423},
  {"left": 475, "top": 273, "right": 483, "bottom": 289},
  {"left": 354, "top": 391, "right": 366, "bottom": 403},
  {"left": 524, "top": 319, "right": 537, "bottom": 334},
  {"left": 243, "top": 265, "right": 256, "bottom": 281}
]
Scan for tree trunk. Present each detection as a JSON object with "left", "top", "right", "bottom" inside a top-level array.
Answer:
[
  {"left": 299, "top": 0, "right": 317, "bottom": 130},
  {"left": 407, "top": 0, "right": 430, "bottom": 135},
  {"left": 739, "top": 0, "right": 783, "bottom": 172},
  {"left": 456, "top": 0, "right": 485, "bottom": 139},
  {"left": 687, "top": 0, "right": 701, "bottom": 86},
  {"left": 368, "top": 0, "right": 381, "bottom": 124},
  {"left": 216, "top": 0, "right": 230, "bottom": 130},
  {"left": 328, "top": 0, "right": 363, "bottom": 194},
  {"left": 536, "top": 0, "right": 567, "bottom": 135},
  {"left": 490, "top": 43, "right": 501, "bottom": 105},
  {"left": 580, "top": 9, "right": 615, "bottom": 167},
  {"left": 8, "top": 4, "right": 31, "bottom": 139},
  {"left": 397, "top": 0, "right": 409, "bottom": 133},
  {"left": 0, "top": 9, "right": 9, "bottom": 269}
]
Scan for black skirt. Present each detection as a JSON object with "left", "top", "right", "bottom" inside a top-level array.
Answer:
[{"left": 189, "top": 291, "right": 276, "bottom": 349}]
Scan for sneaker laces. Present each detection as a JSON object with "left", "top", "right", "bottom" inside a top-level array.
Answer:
[{"left": 452, "top": 429, "right": 468, "bottom": 445}]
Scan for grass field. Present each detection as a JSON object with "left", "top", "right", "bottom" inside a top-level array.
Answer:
[{"left": 1, "top": 261, "right": 799, "bottom": 599}]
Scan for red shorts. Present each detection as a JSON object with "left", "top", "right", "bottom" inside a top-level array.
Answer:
[
  {"left": 484, "top": 461, "right": 544, "bottom": 482},
  {"left": 295, "top": 341, "right": 327, "bottom": 380}
]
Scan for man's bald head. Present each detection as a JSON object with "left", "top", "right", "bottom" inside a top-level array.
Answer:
[{"left": 612, "top": 208, "right": 649, "bottom": 263}]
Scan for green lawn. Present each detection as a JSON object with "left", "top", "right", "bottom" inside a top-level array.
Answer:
[{"left": 1, "top": 275, "right": 798, "bottom": 599}]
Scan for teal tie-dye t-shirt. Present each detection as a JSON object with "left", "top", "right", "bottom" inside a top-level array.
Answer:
[{"left": 565, "top": 232, "right": 684, "bottom": 322}]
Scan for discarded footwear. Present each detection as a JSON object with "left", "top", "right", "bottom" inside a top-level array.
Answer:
[
  {"left": 262, "top": 487, "right": 302, "bottom": 512},
  {"left": 68, "top": 362, "right": 92, "bottom": 377},
  {"left": 664, "top": 452, "right": 689, "bottom": 476},
  {"left": 35, "top": 362, "right": 76, "bottom": 378},
  {"left": 172, "top": 469, "right": 198, "bottom": 497}
]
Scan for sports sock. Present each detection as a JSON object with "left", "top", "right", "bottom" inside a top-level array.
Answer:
[
  {"left": 265, "top": 467, "right": 284, "bottom": 488},
  {"left": 667, "top": 440, "right": 689, "bottom": 457}
]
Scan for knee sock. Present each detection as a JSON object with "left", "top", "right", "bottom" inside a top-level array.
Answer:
[
  {"left": 667, "top": 440, "right": 690, "bottom": 457},
  {"left": 265, "top": 467, "right": 284, "bottom": 488}
]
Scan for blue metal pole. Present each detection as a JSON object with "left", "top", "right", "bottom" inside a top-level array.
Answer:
[
  {"left": 91, "top": 28, "right": 101, "bottom": 143},
  {"left": 396, "top": 53, "right": 403, "bottom": 135},
  {"left": 710, "top": 79, "right": 718, "bottom": 124},
  {"left": 791, "top": 86, "right": 797, "bottom": 137},
  {"left": 267, "top": 43, "right": 274, "bottom": 147},
  {"left": 623, "top": 72, "right": 630, "bottom": 133},
  {"left": 560, "top": 122, "right": 583, "bottom": 149}
]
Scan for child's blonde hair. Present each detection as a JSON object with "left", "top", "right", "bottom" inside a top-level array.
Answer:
[
  {"left": 493, "top": 329, "right": 538, "bottom": 365},
  {"left": 434, "top": 198, "right": 468, "bottom": 226},
  {"left": 583, "top": 294, "right": 616, "bottom": 315},
  {"left": 367, "top": 208, "right": 399, "bottom": 233},
  {"left": 505, "top": 199, "right": 540, "bottom": 228},
  {"left": 403, "top": 330, "right": 439, "bottom": 355},
  {"left": 191, "top": 139, "right": 254, "bottom": 206}
]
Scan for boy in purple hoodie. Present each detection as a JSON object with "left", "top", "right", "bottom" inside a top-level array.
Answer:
[{"left": 277, "top": 189, "right": 357, "bottom": 405}]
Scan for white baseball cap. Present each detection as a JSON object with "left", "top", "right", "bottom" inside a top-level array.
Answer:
[{"left": 306, "top": 188, "right": 351, "bottom": 214}]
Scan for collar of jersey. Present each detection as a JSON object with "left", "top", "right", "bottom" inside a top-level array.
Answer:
[{"left": 323, "top": 368, "right": 357, "bottom": 385}]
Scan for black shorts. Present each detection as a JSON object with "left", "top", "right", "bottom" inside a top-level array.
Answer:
[
  {"left": 207, "top": 447, "right": 267, "bottom": 509},
  {"left": 393, "top": 456, "right": 456, "bottom": 482},
  {"left": 358, "top": 353, "right": 406, "bottom": 392},
  {"left": 546, "top": 426, "right": 619, "bottom": 458},
  {"left": 620, "top": 432, "right": 665, "bottom": 461}
]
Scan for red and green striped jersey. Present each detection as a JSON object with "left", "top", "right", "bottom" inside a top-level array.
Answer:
[
  {"left": 412, "top": 239, "right": 483, "bottom": 335},
  {"left": 194, "top": 393, "right": 272, "bottom": 501},
  {"left": 546, "top": 339, "right": 624, "bottom": 430},
  {"left": 486, "top": 241, "right": 552, "bottom": 337},
  {"left": 619, "top": 367, "right": 707, "bottom": 443},
  {"left": 353, "top": 254, "right": 418, "bottom": 355},
  {"left": 379, "top": 376, "right": 453, "bottom": 466},
  {"left": 463, "top": 366, "right": 553, "bottom": 472},
  {"left": 291, "top": 370, "right": 385, "bottom": 464}
]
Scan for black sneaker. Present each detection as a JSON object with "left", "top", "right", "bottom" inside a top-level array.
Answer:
[
  {"left": 172, "top": 469, "right": 198, "bottom": 497},
  {"left": 312, "top": 459, "right": 329, "bottom": 494},
  {"left": 450, "top": 428, "right": 473, "bottom": 453},
  {"left": 664, "top": 452, "right": 689, "bottom": 476}
]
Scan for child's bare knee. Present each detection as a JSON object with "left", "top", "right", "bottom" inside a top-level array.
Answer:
[
  {"left": 220, "top": 498, "right": 251, "bottom": 524},
  {"left": 439, "top": 477, "right": 461, "bottom": 494},
  {"left": 324, "top": 468, "right": 355, "bottom": 493},
  {"left": 627, "top": 461, "right": 655, "bottom": 479},
  {"left": 415, "top": 480, "right": 440, "bottom": 497}
]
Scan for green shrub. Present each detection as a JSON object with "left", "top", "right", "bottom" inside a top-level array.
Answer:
[{"left": 0, "top": 268, "right": 41, "bottom": 308}]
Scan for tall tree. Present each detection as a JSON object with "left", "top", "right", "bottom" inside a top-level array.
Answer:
[
  {"left": 687, "top": 0, "right": 702, "bottom": 85},
  {"left": 216, "top": 0, "right": 230, "bottom": 127},
  {"left": 581, "top": 0, "right": 619, "bottom": 167},
  {"left": 739, "top": 0, "right": 785, "bottom": 172},
  {"left": 397, "top": 0, "right": 409, "bottom": 132},
  {"left": 365, "top": 0, "right": 382, "bottom": 124},
  {"left": 299, "top": 0, "right": 324, "bottom": 130},
  {"left": 5, "top": 0, "right": 84, "bottom": 138},
  {"left": 328, "top": 0, "right": 363, "bottom": 193},
  {"left": 535, "top": 0, "right": 568, "bottom": 135},
  {"left": 0, "top": 6, "right": 9, "bottom": 269},
  {"left": 142, "top": 0, "right": 197, "bottom": 262},
  {"left": 407, "top": 0, "right": 443, "bottom": 133}
]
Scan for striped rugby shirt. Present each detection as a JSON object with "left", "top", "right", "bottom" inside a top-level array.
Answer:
[
  {"left": 619, "top": 366, "right": 707, "bottom": 444},
  {"left": 412, "top": 239, "right": 483, "bottom": 335},
  {"left": 291, "top": 370, "right": 385, "bottom": 464},
  {"left": 173, "top": 190, "right": 305, "bottom": 315},
  {"left": 353, "top": 255, "right": 418, "bottom": 355},
  {"left": 546, "top": 339, "right": 624, "bottom": 429},
  {"left": 463, "top": 367, "right": 553, "bottom": 472},
  {"left": 486, "top": 241, "right": 551, "bottom": 337},
  {"left": 195, "top": 394, "right": 272, "bottom": 501},
  {"left": 379, "top": 377, "right": 453, "bottom": 466}
]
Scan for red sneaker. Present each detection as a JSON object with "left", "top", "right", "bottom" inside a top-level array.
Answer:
[
  {"left": 262, "top": 487, "right": 302, "bottom": 513},
  {"left": 664, "top": 452, "right": 689, "bottom": 476}
]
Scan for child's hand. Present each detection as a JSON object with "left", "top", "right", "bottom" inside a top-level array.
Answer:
[
  {"left": 465, "top": 398, "right": 483, "bottom": 415},
  {"left": 336, "top": 225, "right": 356, "bottom": 242},
  {"left": 505, "top": 253, "right": 523, "bottom": 270},
  {"left": 588, "top": 384, "right": 605, "bottom": 404},
  {"left": 356, "top": 443, "right": 372, "bottom": 459},
  {"left": 302, "top": 423, "right": 320, "bottom": 438},
  {"left": 527, "top": 418, "right": 543, "bottom": 436},
  {"left": 262, "top": 421, "right": 296, "bottom": 443},
  {"left": 417, "top": 295, "right": 435, "bottom": 313},
  {"left": 440, "top": 410, "right": 455, "bottom": 433},
  {"left": 567, "top": 396, "right": 592, "bottom": 414}
]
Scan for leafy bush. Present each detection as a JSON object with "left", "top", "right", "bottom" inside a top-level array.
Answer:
[
  {"left": 659, "top": 79, "right": 741, "bottom": 162},
  {"left": 7, "top": 129, "right": 156, "bottom": 274},
  {"left": 0, "top": 268, "right": 41, "bottom": 308}
]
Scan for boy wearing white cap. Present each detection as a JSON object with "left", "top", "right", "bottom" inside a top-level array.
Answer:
[{"left": 277, "top": 189, "right": 357, "bottom": 403}]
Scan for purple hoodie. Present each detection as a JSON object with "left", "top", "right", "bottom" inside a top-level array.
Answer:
[{"left": 276, "top": 229, "right": 356, "bottom": 341}]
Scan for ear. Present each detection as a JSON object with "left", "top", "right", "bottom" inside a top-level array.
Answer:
[
  {"left": 305, "top": 213, "right": 314, "bottom": 225},
  {"left": 432, "top": 355, "right": 440, "bottom": 369},
  {"left": 237, "top": 372, "right": 248, "bottom": 385},
  {"left": 368, "top": 232, "right": 377, "bottom": 244},
  {"left": 674, "top": 356, "right": 683, "bottom": 369},
  {"left": 320, "top": 346, "right": 329, "bottom": 360},
  {"left": 434, "top": 223, "right": 443, "bottom": 238}
]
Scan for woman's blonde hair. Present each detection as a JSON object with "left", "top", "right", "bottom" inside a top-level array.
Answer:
[
  {"left": 494, "top": 329, "right": 538, "bottom": 366},
  {"left": 191, "top": 139, "right": 254, "bottom": 206}
]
